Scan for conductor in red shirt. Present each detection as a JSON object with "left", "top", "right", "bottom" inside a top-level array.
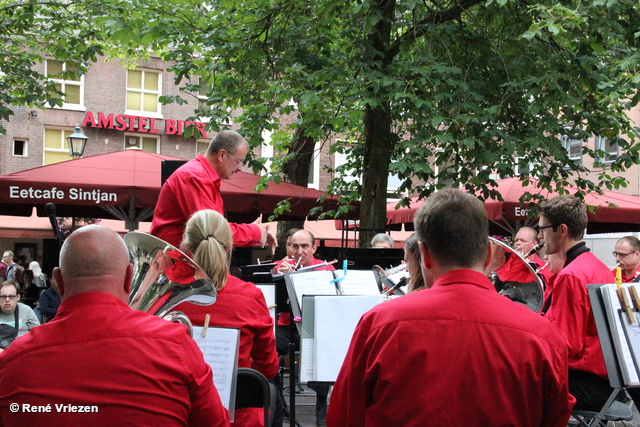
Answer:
[{"left": 150, "top": 130, "right": 276, "bottom": 249}]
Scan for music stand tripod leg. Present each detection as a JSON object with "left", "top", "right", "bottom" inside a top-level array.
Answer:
[{"left": 289, "top": 310, "right": 296, "bottom": 427}]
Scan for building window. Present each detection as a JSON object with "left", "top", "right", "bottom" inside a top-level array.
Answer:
[
  {"left": 196, "top": 140, "right": 209, "bottom": 155},
  {"left": 197, "top": 78, "right": 209, "bottom": 112},
  {"left": 13, "top": 139, "right": 27, "bottom": 157},
  {"left": 43, "top": 128, "right": 73, "bottom": 165},
  {"left": 196, "top": 77, "right": 232, "bottom": 125},
  {"left": 334, "top": 144, "right": 361, "bottom": 185},
  {"left": 125, "top": 135, "right": 159, "bottom": 153},
  {"left": 595, "top": 136, "right": 619, "bottom": 164},
  {"left": 45, "top": 59, "right": 84, "bottom": 110},
  {"left": 126, "top": 69, "right": 161, "bottom": 116},
  {"left": 560, "top": 134, "right": 583, "bottom": 166},
  {"left": 307, "top": 142, "right": 320, "bottom": 190}
]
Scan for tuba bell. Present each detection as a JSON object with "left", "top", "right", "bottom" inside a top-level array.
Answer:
[
  {"left": 488, "top": 237, "right": 545, "bottom": 313},
  {"left": 124, "top": 232, "right": 218, "bottom": 336}
]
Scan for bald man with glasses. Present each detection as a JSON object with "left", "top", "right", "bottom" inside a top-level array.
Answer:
[{"left": 612, "top": 236, "right": 640, "bottom": 282}]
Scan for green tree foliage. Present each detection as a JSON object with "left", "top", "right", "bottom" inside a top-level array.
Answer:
[{"left": 3, "top": 0, "right": 640, "bottom": 246}]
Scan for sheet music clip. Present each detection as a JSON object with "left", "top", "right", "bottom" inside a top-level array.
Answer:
[
  {"left": 330, "top": 259, "right": 348, "bottom": 283},
  {"left": 617, "top": 286, "right": 635, "bottom": 325},
  {"left": 202, "top": 313, "right": 210, "bottom": 337}
]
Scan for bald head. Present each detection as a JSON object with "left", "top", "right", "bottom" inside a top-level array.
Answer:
[{"left": 54, "top": 225, "right": 132, "bottom": 302}]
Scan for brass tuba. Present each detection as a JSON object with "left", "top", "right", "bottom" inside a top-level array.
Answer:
[
  {"left": 124, "top": 232, "right": 217, "bottom": 335},
  {"left": 488, "top": 237, "right": 545, "bottom": 313}
]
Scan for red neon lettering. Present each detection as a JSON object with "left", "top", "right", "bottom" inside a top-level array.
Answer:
[
  {"left": 195, "top": 122, "right": 206, "bottom": 138},
  {"left": 97, "top": 112, "right": 114, "bottom": 129},
  {"left": 82, "top": 111, "right": 95, "bottom": 127},
  {"left": 165, "top": 119, "right": 177, "bottom": 135},
  {"left": 148, "top": 118, "right": 160, "bottom": 134},
  {"left": 115, "top": 114, "right": 128, "bottom": 131}
]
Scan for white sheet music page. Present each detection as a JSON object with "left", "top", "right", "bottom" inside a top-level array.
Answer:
[
  {"left": 334, "top": 270, "right": 381, "bottom": 295},
  {"left": 601, "top": 284, "right": 640, "bottom": 386},
  {"left": 256, "top": 284, "right": 276, "bottom": 333},
  {"left": 289, "top": 270, "right": 338, "bottom": 308},
  {"left": 314, "top": 295, "right": 385, "bottom": 382},
  {"left": 192, "top": 326, "right": 241, "bottom": 412}
]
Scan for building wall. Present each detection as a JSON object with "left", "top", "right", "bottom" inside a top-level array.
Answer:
[{"left": 0, "top": 55, "right": 209, "bottom": 176}]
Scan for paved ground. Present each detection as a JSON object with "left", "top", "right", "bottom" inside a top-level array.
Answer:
[{"left": 279, "top": 377, "right": 640, "bottom": 427}]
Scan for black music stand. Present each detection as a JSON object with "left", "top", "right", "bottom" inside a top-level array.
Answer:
[
  {"left": 581, "top": 284, "right": 635, "bottom": 425},
  {"left": 270, "top": 274, "right": 299, "bottom": 427}
]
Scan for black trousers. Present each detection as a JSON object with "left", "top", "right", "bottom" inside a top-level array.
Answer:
[{"left": 570, "top": 370, "right": 640, "bottom": 411}]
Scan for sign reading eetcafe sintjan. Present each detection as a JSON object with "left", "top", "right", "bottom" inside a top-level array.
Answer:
[{"left": 81, "top": 111, "right": 207, "bottom": 138}]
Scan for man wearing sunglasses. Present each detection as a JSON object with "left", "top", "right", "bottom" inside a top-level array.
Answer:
[
  {"left": 0, "top": 281, "right": 39, "bottom": 351},
  {"left": 612, "top": 236, "right": 640, "bottom": 282},
  {"left": 538, "top": 195, "right": 616, "bottom": 412}
]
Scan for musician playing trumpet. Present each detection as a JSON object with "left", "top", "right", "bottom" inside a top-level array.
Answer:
[{"left": 273, "top": 229, "right": 334, "bottom": 426}]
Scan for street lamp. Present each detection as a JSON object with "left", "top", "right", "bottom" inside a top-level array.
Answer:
[{"left": 67, "top": 125, "right": 88, "bottom": 159}]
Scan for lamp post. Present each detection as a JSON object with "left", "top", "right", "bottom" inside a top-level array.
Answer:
[{"left": 67, "top": 125, "right": 88, "bottom": 159}]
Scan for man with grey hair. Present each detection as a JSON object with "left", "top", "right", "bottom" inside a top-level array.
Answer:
[
  {"left": 151, "top": 129, "right": 276, "bottom": 249},
  {"left": 0, "top": 225, "right": 229, "bottom": 426},
  {"left": 328, "top": 188, "right": 572, "bottom": 426},
  {"left": 370, "top": 233, "right": 394, "bottom": 248}
]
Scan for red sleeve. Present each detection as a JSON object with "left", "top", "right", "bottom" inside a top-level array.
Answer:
[
  {"left": 545, "top": 274, "right": 590, "bottom": 360},
  {"left": 249, "top": 290, "right": 279, "bottom": 379},
  {"left": 229, "top": 222, "right": 262, "bottom": 248},
  {"left": 181, "top": 332, "right": 231, "bottom": 427},
  {"left": 176, "top": 173, "right": 261, "bottom": 248}
]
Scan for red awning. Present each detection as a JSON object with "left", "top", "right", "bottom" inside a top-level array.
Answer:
[
  {"left": 0, "top": 149, "right": 354, "bottom": 229},
  {"left": 387, "top": 177, "right": 640, "bottom": 235}
]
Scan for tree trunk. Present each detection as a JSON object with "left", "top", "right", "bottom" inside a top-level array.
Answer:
[
  {"left": 359, "top": 102, "right": 393, "bottom": 247},
  {"left": 358, "top": 0, "right": 396, "bottom": 248},
  {"left": 273, "top": 126, "right": 316, "bottom": 259}
]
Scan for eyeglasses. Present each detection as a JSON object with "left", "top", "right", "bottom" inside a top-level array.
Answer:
[
  {"left": 0, "top": 295, "right": 17, "bottom": 300},
  {"left": 538, "top": 224, "right": 555, "bottom": 232},
  {"left": 613, "top": 251, "right": 638, "bottom": 258},
  {"left": 226, "top": 151, "right": 245, "bottom": 167}
]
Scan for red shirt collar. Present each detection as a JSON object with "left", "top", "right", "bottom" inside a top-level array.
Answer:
[
  {"left": 431, "top": 268, "right": 494, "bottom": 291},
  {"left": 195, "top": 153, "right": 221, "bottom": 186}
]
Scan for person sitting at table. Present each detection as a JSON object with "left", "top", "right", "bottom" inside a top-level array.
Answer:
[{"left": 174, "top": 209, "right": 279, "bottom": 427}]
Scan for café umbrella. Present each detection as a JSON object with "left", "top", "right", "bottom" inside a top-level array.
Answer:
[
  {"left": 0, "top": 148, "right": 350, "bottom": 231},
  {"left": 387, "top": 177, "right": 640, "bottom": 235}
]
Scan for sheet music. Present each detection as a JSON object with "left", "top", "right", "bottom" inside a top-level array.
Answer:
[
  {"left": 621, "top": 310, "right": 640, "bottom": 377},
  {"left": 300, "top": 338, "right": 316, "bottom": 383},
  {"left": 192, "top": 326, "right": 241, "bottom": 413},
  {"left": 600, "top": 284, "right": 640, "bottom": 386},
  {"left": 288, "top": 270, "right": 338, "bottom": 308},
  {"left": 334, "top": 270, "right": 381, "bottom": 295},
  {"left": 314, "top": 295, "right": 385, "bottom": 382},
  {"left": 256, "top": 284, "right": 276, "bottom": 333},
  {"left": 300, "top": 295, "right": 316, "bottom": 384}
]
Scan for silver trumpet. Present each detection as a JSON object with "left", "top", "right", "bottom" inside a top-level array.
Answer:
[{"left": 124, "top": 232, "right": 217, "bottom": 336}]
